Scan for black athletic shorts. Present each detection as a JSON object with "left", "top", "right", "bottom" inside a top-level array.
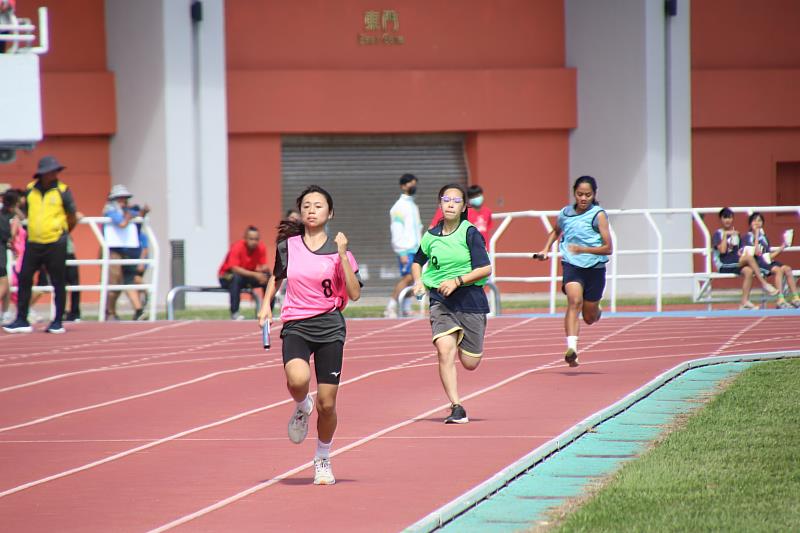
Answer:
[
  {"left": 282, "top": 334, "right": 344, "bottom": 385},
  {"left": 562, "top": 262, "right": 606, "bottom": 302}
]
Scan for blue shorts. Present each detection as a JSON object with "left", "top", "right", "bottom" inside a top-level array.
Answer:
[
  {"left": 397, "top": 253, "right": 415, "bottom": 276},
  {"left": 562, "top": 262, "right": 606, "bottom": 302}
]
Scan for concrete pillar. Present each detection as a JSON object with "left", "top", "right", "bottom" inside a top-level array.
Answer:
[
  {"left": 105, "top": 0, "right": 229, "bottom": 309},
  {"left": 565, "top": 0, "right": 692, "bottom": 295}
]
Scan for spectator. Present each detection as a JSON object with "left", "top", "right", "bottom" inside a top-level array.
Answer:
[
  {"left": 386, "top": 173, "right": 422, "bottom": 318},
  {"left": 3, "top": 156, "right": 77, "bottom": 334},
  {"left": 285, "top": 209, "right": 301, "bottom": 222},
  {"left": 712, "top": 207, "right": 778, "bottom": 310},
  {"left": 103, "top": 184, "right": 148, "bottom": 321},
  {"left": 0, "top": 188, "right": 17, "bottom": 321},
  {"left": 129, "top": 204, "right": 150, "bottom": 311},
  {"left": 741, "top": 212, "right": 800, "bottom": 309},
  {"left": 0, "top": 0, "right": 16, "bottom": 54},
  {"left": 218, "top": 225, "right": 270, "bottom": 320},
  {"left": 63, "top": 213, "right": 84, "bottom": 322},
  {"left": 429, "top": 184, "right": 493, "bottom": 246}
]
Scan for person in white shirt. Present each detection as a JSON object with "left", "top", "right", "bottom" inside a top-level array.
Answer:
[{"left": 386, "top": 173, "right": 422, "bottom": 318}]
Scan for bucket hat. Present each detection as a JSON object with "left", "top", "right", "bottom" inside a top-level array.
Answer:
[
  {"left": 108, "top": 184, "right": 133, "bottom": 200},
  {"left": 34, "top": 156, "right": 66, "bottom": 177}
]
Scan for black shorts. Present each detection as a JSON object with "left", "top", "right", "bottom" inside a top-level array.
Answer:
[
  {"left": 718, "top": 264, "right": 741, "bottom": 275},
  {"left": 282, "top": 334, "right": 344, "bottom": 385},
  {"left": 562, "top": 262, "right": 606, "bottom": 302}
]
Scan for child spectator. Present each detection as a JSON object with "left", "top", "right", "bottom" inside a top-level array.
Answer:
[
  {"left": 741, "top": 212, "right": 800, "bottom": 309},
  {"left": 712, "top": 207, "right": 778, "bottom": 310}
]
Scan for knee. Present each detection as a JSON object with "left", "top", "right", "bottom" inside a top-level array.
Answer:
[
  {"left": 286, "top": 373, "right": 309, "bottom": 391},
  {"left": 583, "top": 313, "right": 599, "bottom": 325},
  {"left": 569, "top": 298, "right": 584, "bottom": 311},
  {"left": 741, "top": 266, "right": 753, "bottom": 277},
  {"left": 316, "top": 397, "right": 337, "bottom": 418},
  {"left": 460, "top": 353, "right": 481, "bottom": 371}
]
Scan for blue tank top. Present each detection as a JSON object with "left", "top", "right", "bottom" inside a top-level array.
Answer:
[{"left": 557, "top": 204, "right": 608, "bottom": 269}]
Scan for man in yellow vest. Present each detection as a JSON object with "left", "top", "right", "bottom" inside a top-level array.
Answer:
[{"left": 3, "top": 156, "right": 77, "bottom": 334}]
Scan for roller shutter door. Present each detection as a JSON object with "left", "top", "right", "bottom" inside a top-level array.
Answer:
[{"left": 282, "top": 134, "right": 468, "bottom": 296}]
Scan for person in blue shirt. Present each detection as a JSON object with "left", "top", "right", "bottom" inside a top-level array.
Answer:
[{"left": 535, "top": 176, "right": 613, "bottom": 367}]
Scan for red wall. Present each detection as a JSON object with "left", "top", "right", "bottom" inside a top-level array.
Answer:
[
  {"left": 0, "top": 1, "right": 115, "bottom": 301},
  {"left": 692, "top": 0, "right": 800, "bottom": 279},
  {"left": 225, "top": 1, "right": 575, "bottom": 292}
]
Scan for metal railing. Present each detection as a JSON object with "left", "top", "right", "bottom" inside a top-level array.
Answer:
[
  {"left": 0, "top": 7, "right": 49, "bottom": 54},
  {"left": 489, "top": 206, "right": 800, "bottom": 313},
  {"left": 18, "top": 216, "right": 160, "bottom": 322}
]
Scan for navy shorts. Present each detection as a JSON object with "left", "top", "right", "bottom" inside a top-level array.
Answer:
[
  {"left": 562, "top": 262, "right": 606, "bottom": 302},
  {"left": 282, "top": 334, "right": 344, "bottom": 385}
]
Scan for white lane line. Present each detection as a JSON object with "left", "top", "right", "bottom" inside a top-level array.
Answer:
[
  {"left": 710, "top": 316, "right": 767, "bottom": 356},
  {"left": 147, "top": 319, "right": 642, "bottom": 532},
  {"left": 0, "top": 320, "right": 423, "bottom": 391},
  {"left": 0, "top": 322, "right": 195, "bottom": 362},
  {"left": 0, "top": 316, "right": 539, "bottom": 499},
  {"left": 0, "top": 329, "right": 264, "bottom": 393},
  {"left": 0, "top": 435, "right": 557, "bottom": 444},
  {"left": 0, "top": 362, "right": 276, "bottom": 434}
]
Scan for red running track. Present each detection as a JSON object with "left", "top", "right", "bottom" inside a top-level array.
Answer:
[{"left": 0, "top": 315, "right": 798, "bottom": 532}]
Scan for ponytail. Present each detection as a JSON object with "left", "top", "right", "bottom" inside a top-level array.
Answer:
[{"left": 276, "top": 218, "right": 304, "bottom": 244}]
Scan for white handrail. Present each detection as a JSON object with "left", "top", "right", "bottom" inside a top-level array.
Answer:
[
  {"left": 0, "top": 7, "right": 48, "bottom": 54},
  {"left": 488, "top": 206, "right": 800, "bottom": 312},
  {"left": 17, "top": 216, "right": 160, "bottom": 322}
]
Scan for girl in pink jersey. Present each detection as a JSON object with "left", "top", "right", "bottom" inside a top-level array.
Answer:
[{"left": 258, "top": 185, "right": 362, "bottom": 486}]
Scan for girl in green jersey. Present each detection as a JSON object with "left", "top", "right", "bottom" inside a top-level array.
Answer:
[{"left": 411, "top": 184, "right": 492, "bottom": 424}]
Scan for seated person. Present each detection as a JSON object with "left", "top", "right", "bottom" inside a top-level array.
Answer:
[
  {"left": 741, "top": 212, "right": 800, "bottom": 309},
  {"left": 713, "top": 207, "right": 779, "bottom": 310},
  {"left": 218, "top": 225, "right": 270, "bottom": 320}
]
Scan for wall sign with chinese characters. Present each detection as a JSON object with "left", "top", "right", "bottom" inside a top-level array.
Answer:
[{"left": 358, "top": 9, "right": 405, "bottom": 45}]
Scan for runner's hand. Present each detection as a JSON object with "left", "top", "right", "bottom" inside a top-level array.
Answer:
[{"left": 335, "top": 232, "right": 348, "bottom": 255}]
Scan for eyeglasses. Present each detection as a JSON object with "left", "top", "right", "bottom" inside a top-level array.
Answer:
[{"left": 440, "top": 196, "right": 463, "bottom": 204}]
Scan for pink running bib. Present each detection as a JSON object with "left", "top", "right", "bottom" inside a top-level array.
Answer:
[{"left": 280, "top": 235, "right": 359, "bottom": 322}]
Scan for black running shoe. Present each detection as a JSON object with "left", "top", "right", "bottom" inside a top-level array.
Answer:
[
  {"left": 3, "top": 319, "right": 33, "bottom": 334},
  {"left": 132, "top": 308, "right": 145, "bottom": 321},
  {"left": 565, "top": 348, "right": 579, "bottom": 367},
  {"left": 46, "top": 321, "right": 65, "bottom": 334},
  {"left": 445, "top": 404, "right": 469, "bottom": 424}
]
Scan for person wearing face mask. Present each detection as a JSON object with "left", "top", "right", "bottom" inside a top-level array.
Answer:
[
  {"left": 386, "top": 173, "right": 422, "bottom": 318},
  {"left": 429, "top": 185, "right": 493, "bottom": 247}
]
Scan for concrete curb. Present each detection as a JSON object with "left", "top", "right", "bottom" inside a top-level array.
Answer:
[{"left": 404, "top": 349, "right": 800, "bottom": 532}]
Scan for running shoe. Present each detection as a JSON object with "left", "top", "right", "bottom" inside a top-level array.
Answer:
[
  {"left": 288, "top": 399, "right": 313, "bottom": 444},
  {"left": 3, "top": 319, "right": 32, "bottom": 334},
  {"left": 444, "top": 404, "right": 469, "bottom": 424},
  {"left": 565, "top": 348, "right": 579, "bottom": 367},
  {"left": 777, "top": 300, "right": 793, "bottom": 310},
  {"left": 313, "top": 457, "right": 335, "bottom": 485},
  {"left": 231, "top": 312, "right": 245, "bottom": 321},
  {"left": 791, "top": 298, "right": 800, "bottom": 309},
  {"left": 46, "top": 321, "right": 65, "bottom": 334},
  {"left": 739, "top": 302, "right": 757, "bottom": 310},
  {"left": 132, "top": 308, "right": 145, "bottom": 321}
]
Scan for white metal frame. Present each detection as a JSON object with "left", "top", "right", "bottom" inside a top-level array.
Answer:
[
  {"left": 0, "top": 7, "right": 49, "bottom": 54},
  {"left": 488, "top": 206, "right": 800, "bottom": 313},
  {"left": 12, "top": 216, "right": 160, "bottom": 322}
]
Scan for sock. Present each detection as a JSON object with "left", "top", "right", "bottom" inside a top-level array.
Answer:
[
  {"left": 316, "top": 439, "right": 332, "bottom": 459},
  {"left": 567, "top": 336, "right": 578, "bottom": 351},
  {"left": 297, "top": 395, "right": 313, "bottom": 415}
]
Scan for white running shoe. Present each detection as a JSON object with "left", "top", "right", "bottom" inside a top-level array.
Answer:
[
  {"left": 313, "top": 457, "right": 335, "bottom": 485},
  {"left": 288, "top": 398, "right": 313, "bottom": 444}
]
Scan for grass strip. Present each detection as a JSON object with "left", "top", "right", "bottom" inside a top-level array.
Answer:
[{"left": 549, "top": 358, "right": 800, "bottom": 532}]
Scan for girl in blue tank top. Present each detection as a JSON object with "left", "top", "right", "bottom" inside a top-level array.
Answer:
[{"left": 535, "top": 176, "right": 613, "bottom": 367}]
